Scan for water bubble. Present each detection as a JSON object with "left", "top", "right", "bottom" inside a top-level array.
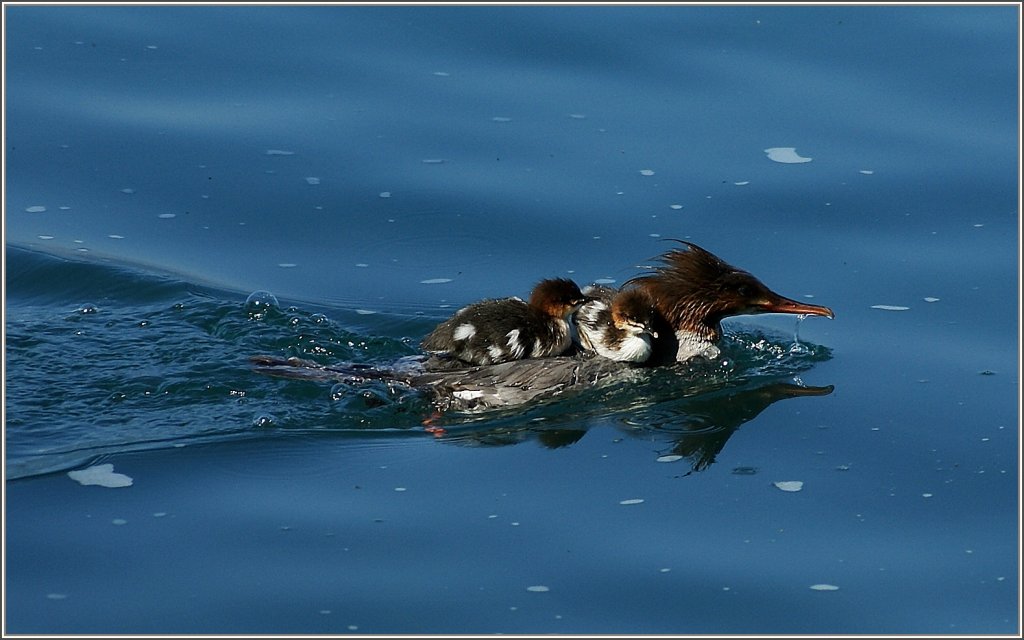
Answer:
[
  {"left": 245, "top": 291, "right": 279, "bottom": 319},
  {"left": 310, "top": 313, "right": 328, "bottom": 324},
  {"left": 252, "top": 413, "right": 276, "bottom": 428},
  {"left": 76, "top": 304, "right": 100, "bottom": 315}
]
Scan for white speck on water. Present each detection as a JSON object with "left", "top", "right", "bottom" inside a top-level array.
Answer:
[
  {"left": 355, "top": 263, "right": 369, "bottom": 268},
  {"left": 319, "top": 610, "right": 331, "bottom": 615},
  {"left": 120, "top": 188, "right": 135, "bottom": 194},
  {"left": 594, "top": 278, "right": 616, "bottom": 284},
  {"left": 59, "top": 206, "right": 71, "bottom": 210},
  {"left": 859, "top": 169, "right": 874, "bottom": 175},
  {"left": 157, "top": 213, "right": 176, "bottom": 219},
  {"left": 108, "top": 234, "right": 124, "bottom": 239},
  {"left": 153, "top": 512, "right": 167, "bottom": 518},
  {"left": 25, "top": 205, "right": 46, "bottom": 213},
  {"left": 924, "top": 297, "right": 940, "bottom": 303},
  {"left": 526, "top": 585, "right": 550, "bottom": 592},
  {"left": 305, "top": 177, "right": 321, "bottom": 185},
  {"left": 670, "top": 204, "right": 683, "bottom": 210},
  {"left": 277, "top": 263, "right": 297, "bottom": 268},
  {"left": 922, "top": 493, "right": 933, "bottom": 498},
  {"left": 379, "top": 191, "right": 391, "bottom": 198},
  {"left": 973, "top": 223, "right": 984, "bottom": 228},
  {"left": 656, "top": 455, "right": 683, "bottom": 463},
  {"left": 112, "top": 518, "right": 127, "bottom": 525},
  {"left": 46, "top": 593, "right": 68, "bottom": 600},
  {"left": 619, "top": 498, "right": 645, "bottom": 505},
  {"left": 394, "top": 487, "right": 407, "bottom": 492},
  {"left": 355, "top": 309, "right": 376, "bottom": 315},
  {"left": 649, "top": 233, "right": 661, "bottom": 238},
  {"left": 492, "top": 116, "right": 512, "bottom": 122},
  {"left": 145, "top": 44, "right": 158, "bottom": 50},
  {"left": 569, "top": 113, "right": 587, "bottom": 119},
  {"left": 68, "top": 464, "right": 133, "bottom": 488},
  {"left": 511, "top": 521, "right": 520, "bottom": 526},
  {"left": 422, "top": 158, "right": 445, "bottom": 164},
  {"left": 639, "top": 169, "right": 655, "bottom": 176},
  {"left": 764, "top": 147, "right": 812, "bottom": 164},
  {"left": 810, "top": 584, "right": 839, "bottom": 591},
  {"left": 773, "top": 481, "right": 804, "bottom": 492},
  {"left": 421, "top": 278, "right": 452, "bottom": 284},
  {"left": 488, "top": 514, "right": 498, "bottom": 519},
  {"left": 38, "top": 235, "right": 54, "bottom": 240},
  {"left": 734, "top": 181, "right": 750, "bottom": 186},
  {"left": 347, "top": 625, "right": 359, "bottom": 631},
  {"left": 871, "top": 305, "right": 910, "bottom": 311},
  {"left": 432, "top": 71, "right": 450, "bottom": 76},
  {"left": 265, "top": 149, "right": 295, "bottom": 156}
]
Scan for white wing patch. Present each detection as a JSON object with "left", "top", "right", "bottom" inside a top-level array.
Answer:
[
  {"left": 487, "top": 344, "right": 506, "bottom": 362},
  {"left": 506, "top": 329, "right": 525, "bottom": 359},
  {"left": 452, "top": 323, "right": 476, "bottom": 341}
]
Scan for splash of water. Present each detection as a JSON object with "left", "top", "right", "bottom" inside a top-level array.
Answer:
[{"left": 789, "top": 313, "right": 811, "bottom": 355}]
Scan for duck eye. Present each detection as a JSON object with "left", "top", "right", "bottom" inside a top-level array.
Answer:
[{"left": 736, "top": 284, "right": 751, "bottom": 297}]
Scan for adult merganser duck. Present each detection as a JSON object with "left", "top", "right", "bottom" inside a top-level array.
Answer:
[
  {"left": 421, "top": 278, "right": 587, "bottom": 366},
  {"left": 626, "top": 241, "right": 833, "bottom": 363},
  {"left": 575, "top": 285, "right": 658, "bottom": 363}
]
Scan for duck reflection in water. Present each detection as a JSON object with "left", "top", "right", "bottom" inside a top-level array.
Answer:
[{"left": 251, "top": 352, "right": 832, "bottom": 475}]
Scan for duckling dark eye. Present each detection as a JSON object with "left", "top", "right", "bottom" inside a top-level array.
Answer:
[{"left": 735, "top": 284, "right": 751, "bottom": 298}]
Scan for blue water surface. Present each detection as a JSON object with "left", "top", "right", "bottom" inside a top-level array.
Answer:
[{"left": 4, "top": 4, "right": 1020, "bottom": 634}]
